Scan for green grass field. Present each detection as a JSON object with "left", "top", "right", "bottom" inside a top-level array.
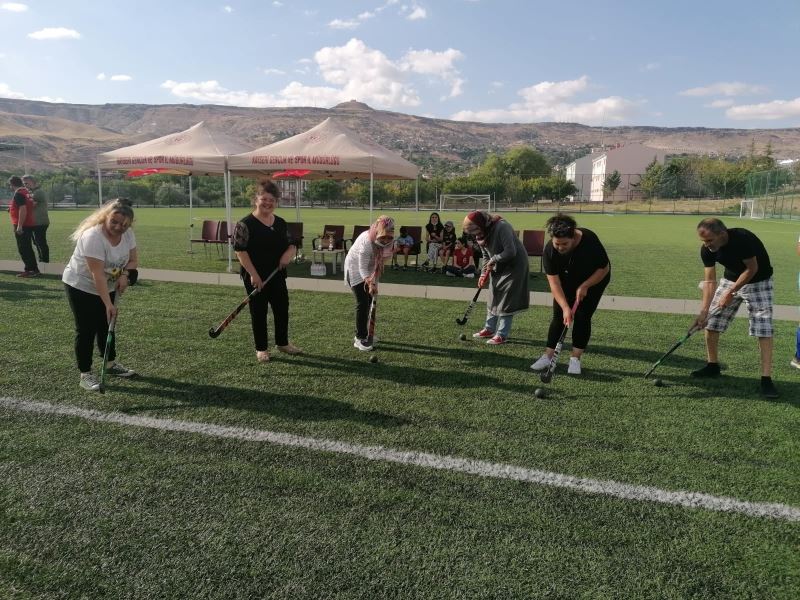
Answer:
[
  {"left": 2, "top": 208, "right": 799, "bottom": 303},
  {"left": 1, "top": 276, "right": 799, "bottom": 598}
]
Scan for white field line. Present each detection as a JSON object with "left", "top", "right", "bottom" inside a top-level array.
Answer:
[{"left": 3, "top": 397, "right": 799, "bottom": 523}]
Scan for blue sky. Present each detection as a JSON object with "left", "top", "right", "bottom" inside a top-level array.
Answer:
[{"left": 1, "top": 0, "right": 799, "bottom": 128}]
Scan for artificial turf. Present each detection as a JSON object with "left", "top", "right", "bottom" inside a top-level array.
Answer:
[
  {"left": 1, "top": 275, "right": 798, "bottom": 598},
  {"left": 1, "top": 209, "right": 798, "bottom": 303}
]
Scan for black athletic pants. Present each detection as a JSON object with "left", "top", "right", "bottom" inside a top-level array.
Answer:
[
  {"left": 14, "top": 226, "right": 38, "bottom": 272},
  {"left": 243, "top": 275, "right": 290, "bottom": 351},
  {"left": 351, "top": 282, "right": 372, "bottom": 341},
  {"left": 65, "top": 284, "right": 116, "bottom": 373},
  {"left": 32, "top": 224, "right": 50, "bottom": 262},
  {"left": 546, "top": 278, "right": 609, "bottom": 350}
]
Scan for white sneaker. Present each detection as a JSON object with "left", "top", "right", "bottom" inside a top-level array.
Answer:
[
  {"left": 107, "top": 362, "right": 136, "bottom": 377},
  {"left": 568, "top": 357, "right": 581, "bottom": 375},
  {"left": 464, "top": 273, "right": 475, "bottom": 278},
  {"left": 79, "top": 372, "right": 101, "bottom": 391},
  {"left": 530, "top": 354, "right": 551, "bottom": 371},
  {"left": 445, "top": 271, "right": 455, "bottom": 277},
  {"left": 353, "top": 338, "right": 374, "bottom": 352}
]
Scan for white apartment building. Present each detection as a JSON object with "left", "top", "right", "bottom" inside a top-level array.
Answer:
[{"left": 588, "top": 143, "right": 666, "bottom": 201}]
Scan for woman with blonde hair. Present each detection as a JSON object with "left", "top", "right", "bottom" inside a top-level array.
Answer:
[
  {"left": 62, "top": 198, "right": 139, "bottom": 391},
  {"left": 344, "top": 215, "right": 394, "bottom": 351},
  {"left": 233, "top": 179, "right": 301, "bottom": 363}
]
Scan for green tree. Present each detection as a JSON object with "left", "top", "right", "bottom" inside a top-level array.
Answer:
[
  {"left": 503, "top": 146, "right": 551, "bottom": 178},
  {"left": 603, "top": 170, "right": 621, "bottom": 199},
  {"left": 305, "top": 179, "right": 341, "bottom": 202}
]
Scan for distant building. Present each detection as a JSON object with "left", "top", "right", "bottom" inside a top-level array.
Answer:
[
  {"left": 588, "top": 143, "right": 666, "bottom": 202},
  {"left": 566, "top": 143, "right": 666, "bottom": 202},
  {"left": 564, "top": 151, "right": 599, "bottom": 201}
]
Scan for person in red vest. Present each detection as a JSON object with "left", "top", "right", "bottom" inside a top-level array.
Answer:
[{"left": 7, "top": 175, "right": 39, "bottom": 277}]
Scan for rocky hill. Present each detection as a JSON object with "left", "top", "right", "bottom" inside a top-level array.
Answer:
[{"left": 1, "top": 97, "right": 799, "bottom": 173}]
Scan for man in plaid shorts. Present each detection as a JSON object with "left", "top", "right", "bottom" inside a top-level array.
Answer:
[{"left": 691, "top": 218, "right": 778, "bottom": 398}]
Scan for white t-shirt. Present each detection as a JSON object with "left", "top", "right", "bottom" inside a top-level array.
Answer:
[{"left": 62, "top": 225, "right": 137, "bottom": 294}]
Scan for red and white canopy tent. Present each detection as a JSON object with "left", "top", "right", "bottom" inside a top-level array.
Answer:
[
  {"left": 96, "top": 121, "right": 254, "bottom": 270},
  {"left": 228, "top": 118, "right": 420, "bottom": 222}
]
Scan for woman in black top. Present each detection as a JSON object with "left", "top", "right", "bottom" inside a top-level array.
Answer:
[
  {"left": 233, "top": 179, "right": 302, "bottom": 362},
  {"left": 530, "top": 213, "right": 611, "bottom": 376},
  {"left": 422, "top": 212, "right": 444, "bottom": 271}
]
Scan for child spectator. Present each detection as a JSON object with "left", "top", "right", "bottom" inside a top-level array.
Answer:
[
  {"left": 392, "top": 226, "right": 414, "bottom": 270},
  {"left": 444, "top": 237, "right": 477, "bottom": 278},
  {"left": 439, "top": 220, "right": 458, "bottom": 268}
]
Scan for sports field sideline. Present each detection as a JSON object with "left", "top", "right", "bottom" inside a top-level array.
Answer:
[{"left": 1, "top": 261, "right": 798, "bottom": 597}]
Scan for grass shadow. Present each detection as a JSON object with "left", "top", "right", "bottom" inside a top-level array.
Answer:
[{"left": 115, "top": 374, "right": 409, "bottom": 428}]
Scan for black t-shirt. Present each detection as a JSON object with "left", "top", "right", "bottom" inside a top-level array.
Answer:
[
  {"left": 700, "top": 228, "right": 772, "bottom": 283},
  {"left": 543, "top": 228, "right": 611, "bottom": 290},
  {"left": 233, "top": 214, "right": 291, "bottom": 279},
  {"left": 442, "top": 228, "right": 457, "bottom": 249},
  {"left": 426, "top": 222, "right": 444, "bottom": 242}
]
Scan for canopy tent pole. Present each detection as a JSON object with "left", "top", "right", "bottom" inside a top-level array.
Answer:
[
  {"left": 224, "top": 170, "right": 233, "bottom": 272},
  {"left": 369, "top": 156, "right": 374, "bottom": 222},
  {"left": 187, "top": 175, "right": 194, "bottom": 254},
  {"left": 296, "top": 178, "right": 301, "bottom": 222},
  {"left": 97, "top": 159, "right": 103, "bottom": 205},
  {"left": 415, "top": 176, "right": 419, "bottom": 212}
]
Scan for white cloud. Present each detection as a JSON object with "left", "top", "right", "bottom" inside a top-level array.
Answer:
[
  {"left": 357, "top": 11, "right": 375, "bottom": 20},
  {"left": 110, "top": 74, "right": 132, "bottom": 81},
  {"left": 401, "top": 48, "right": 464, "bottom": 98},
  {"left": 705, "top": 99, "right": 734, "bottom": 108},
  {"left": 297, "top": 58, "right": 313, "bottom": 64},
  {"left": 273, "top": 1, "right": 283, "bottom": 6},
  {"left": 1, "top": 3, "right": 28, "bottom": 12},
  {"left": 303, "top": 9, "right": 317, "bottom": 16},
  {"left": 0, "top": 82, "right": 63, "bottom": 102},
  {"left": 28, "top": 27, "right": 81, "bottom": 40},
  {"left": 726, "top": 97, "right": 800, "bottom": 121},
  {"left": 679, "top": 81, "right": 767, "bottom": 97},
  {"left": 407, "top": 4, "right": 427, "bottom": 20},
  {"left": 451, "top": 76, "right": 641, "bottom": 124},
  {"left": 96, "top": 73, "right": 106, "bottom": 80},
  {"left": 223, "top": 5, "right": 233, "bottom": 13},
  {"left": 328, "top": 18, "right": 359, "bottom": 30},
  {"left": 641, "top": 62, "right": 660, "bottom": 72},
  {"left": 163, "top": 38, "right": 465, "bottom": 110},
  {"left": 263, "top": 68, "right": 286, "bottom": 76}
]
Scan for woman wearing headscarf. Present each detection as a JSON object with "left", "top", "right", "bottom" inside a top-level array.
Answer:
[
  {"left": 462, "top": 210, "right": 529, "bottom": 345},
  {"left": 344, "top": 215, "right": 395, "bottom": 351}
]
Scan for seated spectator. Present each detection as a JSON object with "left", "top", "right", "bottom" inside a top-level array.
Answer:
[
  {"left": 439, "top": 220, "right": 457, "bottom": 267},
  {"left": 444, "top": 237, "right": 477, "bottom": 278},
  {"left": 392, "top": 226, "right": 414, "bottom": 270},
  {"left": 421, "top": 212, "right": 444, "bottom": 272}
]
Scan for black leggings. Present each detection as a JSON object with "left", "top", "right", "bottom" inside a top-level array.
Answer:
[
  {"left": 351, "top": 282, "right": 372, "bottom": 340},
  {"left": 243, "top": 275, "right": 290, "bottom": 351},
  {"left": 546, "top": 278, "right": 609, "bottom": 350},
  {"left": 65, "top": 284, "right": 116, "bottom": 373}
]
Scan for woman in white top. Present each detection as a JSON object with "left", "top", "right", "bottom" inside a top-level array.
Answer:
[
  {"left": 344, "top": 215, "right": 394, "bottom": 351},
  {"left": 62, "top": 199, "right": 139, "bottom": 391}
]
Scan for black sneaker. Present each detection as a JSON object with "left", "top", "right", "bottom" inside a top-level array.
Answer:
[
  {"left": 760, "top": 378, "right": 779, "bottom": 399},
  {"left": 691, "top": 363, "right": 721, "bottom": 378}
]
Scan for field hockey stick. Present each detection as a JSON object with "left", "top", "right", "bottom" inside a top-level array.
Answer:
[
  {"left": 455, "top": 258, "right": 491, "bottom": 326},
  {"left": 367, "top": 293, "right": 378, "bottom": 345},
  {"left": 208, "top": 267, "right": 280, "bottom": 338},
  {"left": 643, "top": 326, "right": 702, "bottom": 379},
  {"left": 99, "top": 293, "right": 121, "bottom": 394},
  {"left": 643, "top": 303, "right": 726, "bottom": 378},
  {"left": 540, "top": 299, "right": 580, "bottom": 384}
]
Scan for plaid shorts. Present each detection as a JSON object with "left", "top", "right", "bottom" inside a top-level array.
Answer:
[{"left": 706, "top": 277, "right": 773, "bottom": 337}]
